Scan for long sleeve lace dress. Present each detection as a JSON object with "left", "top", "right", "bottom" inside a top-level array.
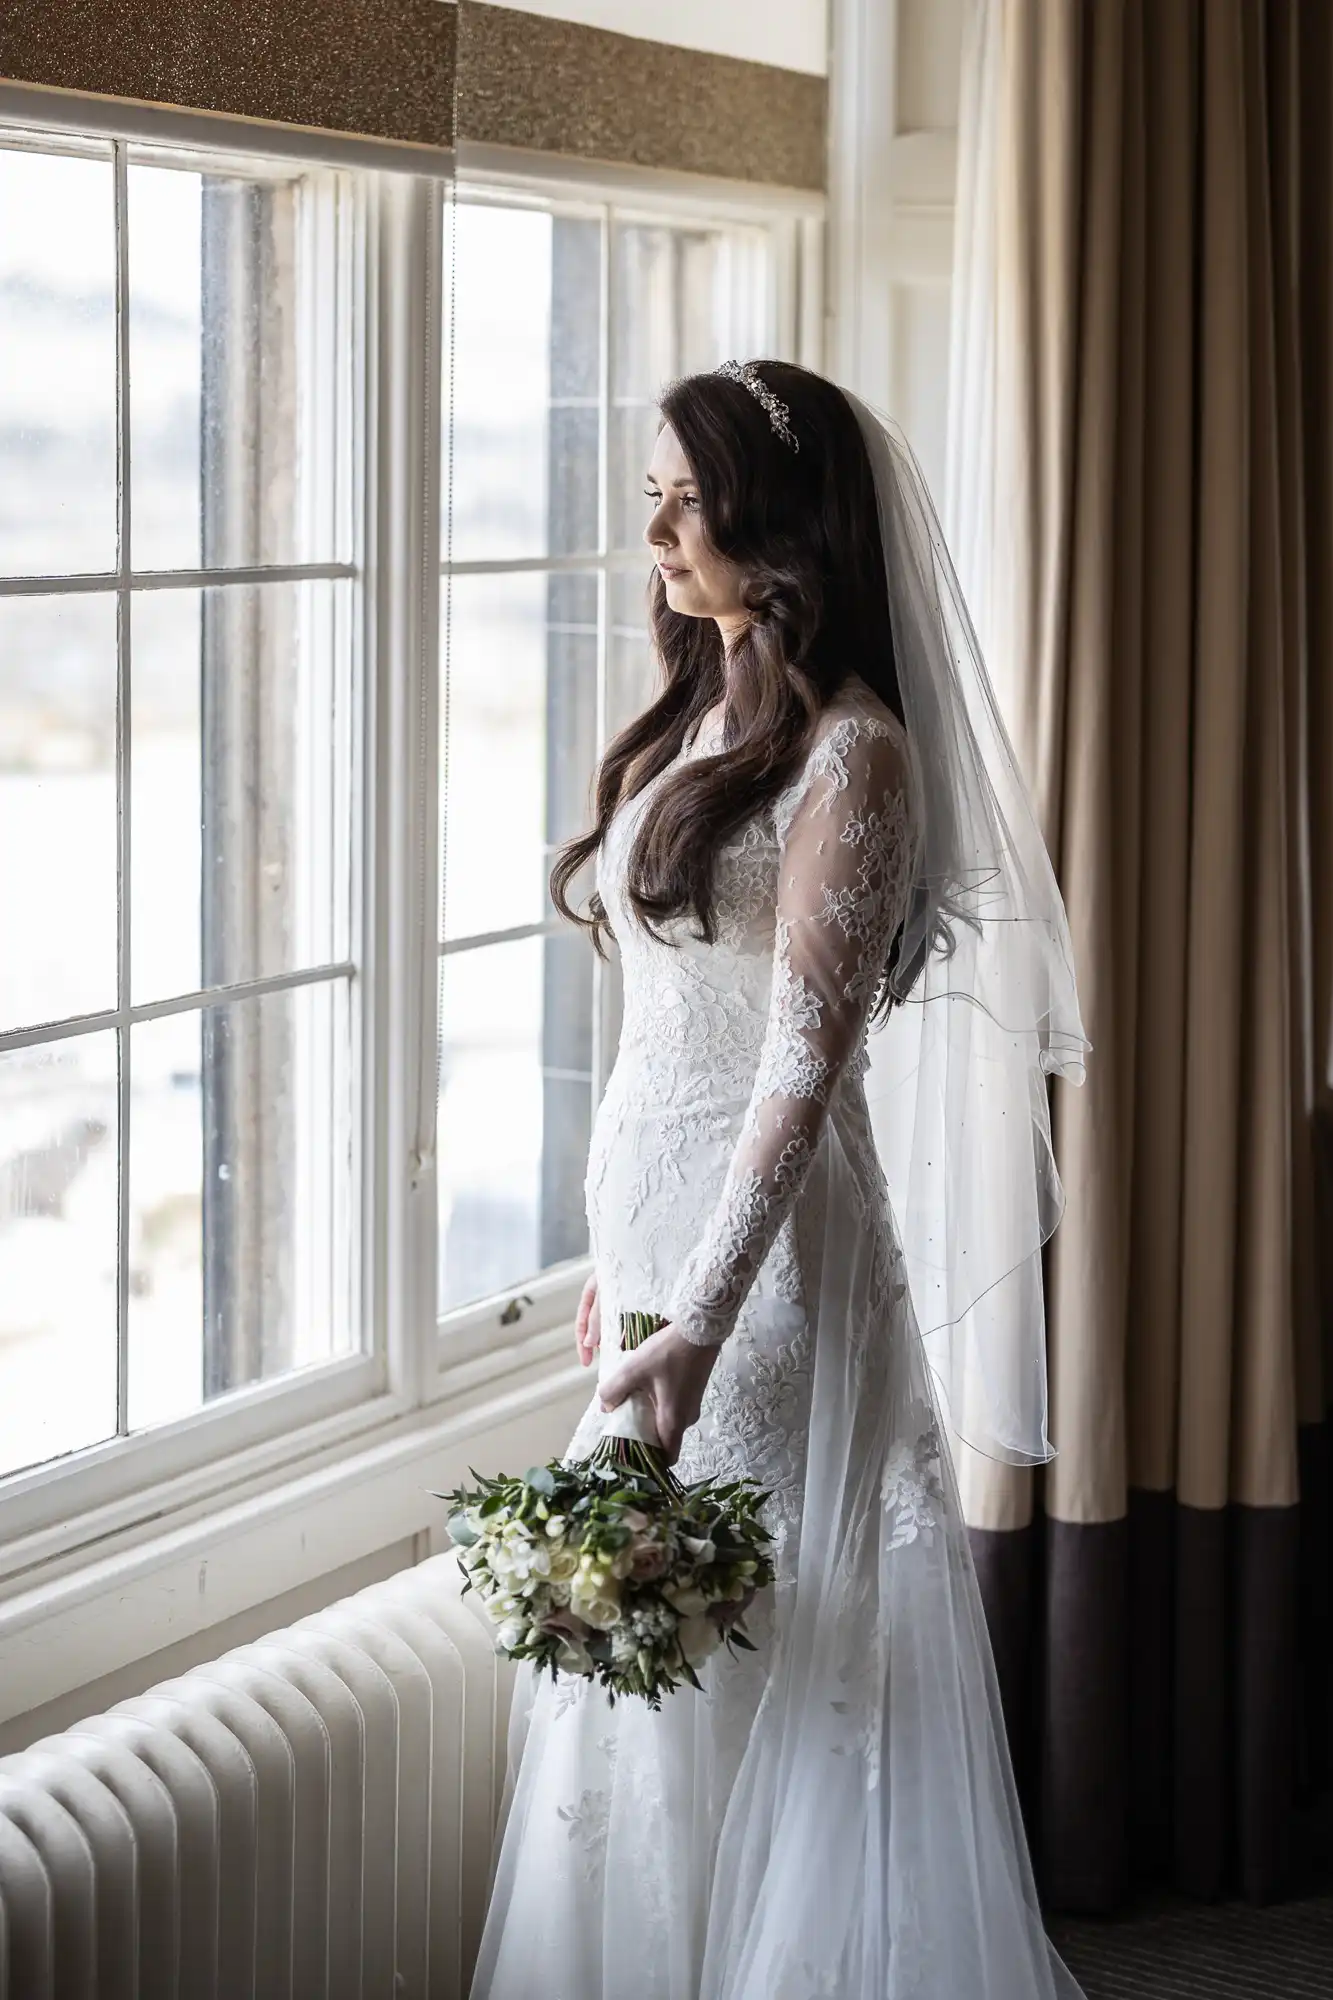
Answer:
[{"left": 469, "top": 674, "right": 1084, "bottom": 2000}]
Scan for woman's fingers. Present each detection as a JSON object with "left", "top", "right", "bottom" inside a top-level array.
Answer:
[
  {"left": 574, "top": 1272, "right": 599, "bottom": 1366},
  {"left": 598, "top": 1349, "right": 694, "bottom": 1463}
]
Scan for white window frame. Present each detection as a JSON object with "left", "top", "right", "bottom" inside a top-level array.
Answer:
[{"left": 0, "top": 86, "right": 824, "bottom": 1590}]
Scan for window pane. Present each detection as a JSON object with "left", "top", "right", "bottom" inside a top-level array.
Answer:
[
  {"left": 607, "top": 565, "right": 657, "bottom": 741},
  {"left": 443, "top": 203, "right": 602, "bottom": 564},
  {"left": 0, "top": 139, "right": 117, "bottom": 577},
  {"left": 438, "top": 932, "right": 592, "bottom": 1313},
  {"left": 0, "top": 593, "right": 118, "bottom": 1032},
  {"left": 0, "top": 1033, "right": 119, "bottom": 1477},
  {"left": 442, "top": 571, "right": 597, "bottom": 942},
  {"left": 128, "top": 977, "right": 354, "bottom": 1429},
  {"left": 132, "top": 580, "right": 354, "bottom": 1003},
  {"left": 129, "top": 156, "right": 354, "bottom": 571},
  {"left": 609, "top": 220, "right": 771, "bottom": 552}
]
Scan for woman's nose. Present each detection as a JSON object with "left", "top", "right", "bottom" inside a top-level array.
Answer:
[{"left": 644, "top": 503, "right": 674, "bottom": 552}]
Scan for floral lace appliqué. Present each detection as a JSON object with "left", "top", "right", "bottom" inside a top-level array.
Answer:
[
  {"left": 882, "top": 1416, "right": 945, "bottom": 1550},
  {"left": 556, "top": 1787, "right": 611, "bottom": 1883}
]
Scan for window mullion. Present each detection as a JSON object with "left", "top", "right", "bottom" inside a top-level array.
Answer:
[
  {"left": 370, "top": 171, "right": 445, "bottom": 1409},
  {"left": 113, "top": 136, "right": 132, "bottom": 1441}
]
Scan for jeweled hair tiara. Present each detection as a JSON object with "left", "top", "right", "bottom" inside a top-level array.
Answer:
[{"left": 714, "top": 359, "right": 800, "bottom": 454}]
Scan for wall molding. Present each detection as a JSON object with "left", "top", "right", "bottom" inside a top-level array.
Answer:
[
  {"left": 455, "top": 1, "right": 827, "bottom": 191},
  {"left": 0, "top": 0, "right": 456, "bottom": 150}
]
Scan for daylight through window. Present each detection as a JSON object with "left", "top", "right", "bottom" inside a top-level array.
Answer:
[
  {"left": 435, "top": 192, "right": 774, "bottom": 1320},
  {"left": 0, "top": 131, "right": 362, "bottom": 1480}
]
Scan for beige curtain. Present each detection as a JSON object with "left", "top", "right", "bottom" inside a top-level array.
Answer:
[{"left": 951, "top": 0, "right": 1333, "bottom": 1908}]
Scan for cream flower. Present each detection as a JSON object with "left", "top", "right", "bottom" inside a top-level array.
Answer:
[
  {"left": 677, "top": 1614, "right": 723, "bottom": 1667},
  {"left": 664, "top": 1581, "right": 710, "bottom": 1618}
]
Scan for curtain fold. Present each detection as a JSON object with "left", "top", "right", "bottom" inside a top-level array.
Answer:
[{"left": 947, "top": 0, "right": 1333, "bottom": 1910}]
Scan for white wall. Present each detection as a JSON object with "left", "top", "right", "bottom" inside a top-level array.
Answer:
[
  {"left": 828, "top": 0, "right": 962, "bottom": 501},
  {"left": 0, "top": 1539, "right": 420, "bottom": 1755},
  {"left": 451, "top": 0, "right": 829, "bottom": 76}
]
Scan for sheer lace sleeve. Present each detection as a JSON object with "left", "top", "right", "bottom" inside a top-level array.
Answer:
[{"left": 665, "top": 711, "right": 915, "bottom": 1347}]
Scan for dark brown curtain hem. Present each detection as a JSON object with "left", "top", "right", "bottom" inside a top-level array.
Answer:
[{"left": 972, "top": 1445, "right": 1332, "bottom": 1915}]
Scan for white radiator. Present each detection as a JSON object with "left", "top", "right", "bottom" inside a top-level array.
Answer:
[{"left": 0, "top": 1553, "right": 514, "bottom": 2000}]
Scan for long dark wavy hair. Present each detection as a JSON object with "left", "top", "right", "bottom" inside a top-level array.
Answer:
[{"left": 549, "top": 360, "right": 911, "bottom": 1004}]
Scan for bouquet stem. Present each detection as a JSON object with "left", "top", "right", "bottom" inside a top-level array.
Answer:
[{"left": 589, "top": 1309, "right": 685, "bottom": 1498}]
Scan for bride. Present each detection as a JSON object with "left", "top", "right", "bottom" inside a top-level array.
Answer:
[{"left": 468, "top": 360, "right": 1089, "bottom": 1999}]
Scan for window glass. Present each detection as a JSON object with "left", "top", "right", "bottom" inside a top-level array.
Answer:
[
  {"left": 0, "top": 1033, "right": 119, "bottom": 1479},
  {"left": 128, "top": 155, "right": 355, "bottom": 572},
  {"left": 436, "top": 193, "right": 776, "bottom": 1321},
  {"left": 0, "top": 592, "right": 118, "bottom": 1033},
  {"left": 128, "top": 979, "right": 354, "bottom": 1431},
  {"left": 607, "top": 565, "right": 657, "bottom": 743},
  {"left": 131, "top": 580, "right": 354, "bottom": 1004},
  {"left": 442, "top": 570, "right": 597, "bottom": 942},
  {"left": 442, "top": 202, "right": 602, "bottom": 564},
  {"left": 0, "top": 141, "right": 117, "bottom": 577},
  {"left": 609, "top": 219, "right": 771, "bottom": 552},
  {"left": 438, "top": 931, "right": 592, "bottom": 1312},
  {"left": 0, "top": 129, "right": 364, "bottom": 1489}
]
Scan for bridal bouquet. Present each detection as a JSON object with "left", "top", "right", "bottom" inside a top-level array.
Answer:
[{"left": 437, "top": 1311, "right": 776, "bottom": 1707}]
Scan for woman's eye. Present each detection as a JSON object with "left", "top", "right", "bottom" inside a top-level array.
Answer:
[{"left": 641, "top": 487, "right": 699, "bottom": 512}]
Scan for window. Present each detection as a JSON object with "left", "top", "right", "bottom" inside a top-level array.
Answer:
[
  {"left": 0, "top": 129, "right": 365, "bottom": 1486},
  {"left": 0, "top": 99, "right": 814, "bottom": 1546},
  {"left": 435, "top": 188, "right": 776, "bottom": 1337}
]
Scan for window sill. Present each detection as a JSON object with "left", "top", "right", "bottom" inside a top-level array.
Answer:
[{"left": 0, "top": 1327, "right": 589, "bottom": 1729}]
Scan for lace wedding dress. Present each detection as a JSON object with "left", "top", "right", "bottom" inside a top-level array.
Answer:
[{"left": 469, "top": 676, "right": 1083, "bottom": 2000}]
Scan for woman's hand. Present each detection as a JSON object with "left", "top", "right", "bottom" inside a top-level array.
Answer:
[
  {"left": 575, "top": 1271, "right": 601, "bottom": 1367},
  {"left": 597, "top": 1323, "right": 719, "bottom": 1464}
]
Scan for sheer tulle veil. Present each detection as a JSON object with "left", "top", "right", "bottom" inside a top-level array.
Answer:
[{"left": 846, "top": 390, "right": 1090, "bottom": 1467}]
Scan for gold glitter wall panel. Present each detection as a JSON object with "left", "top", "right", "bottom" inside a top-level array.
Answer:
[
  {"left": 455, "top": 3, "right": 827, "bottom": 191},
  {"left": 0, "top": 0, "right": 456, "bottom": 149}
]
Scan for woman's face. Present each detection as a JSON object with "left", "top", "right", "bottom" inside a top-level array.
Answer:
[{"left": 643, "top": 423, "right": 747, "bottom": 632}]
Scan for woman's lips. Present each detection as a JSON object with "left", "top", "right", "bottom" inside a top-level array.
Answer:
[{"left": 658, "top": 562, "right": 689, "bottom": 579}]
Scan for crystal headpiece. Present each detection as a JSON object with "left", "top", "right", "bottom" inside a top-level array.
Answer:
[{"left": 715, "top": 359, "right": 800, "bottom": 453}]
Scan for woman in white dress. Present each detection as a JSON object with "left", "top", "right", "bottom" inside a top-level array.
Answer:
[{"left": 469, "top": 360, "right": 1089, "bottom": 1999}]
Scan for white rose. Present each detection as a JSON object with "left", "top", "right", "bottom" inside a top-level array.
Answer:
[{"left": 570, "top": 1585, "right": 622, "bottom": 1631}]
